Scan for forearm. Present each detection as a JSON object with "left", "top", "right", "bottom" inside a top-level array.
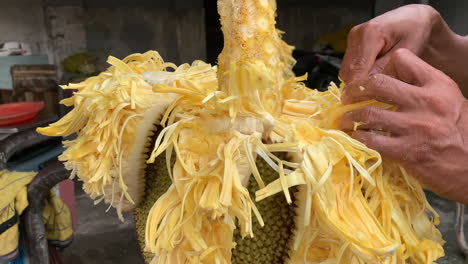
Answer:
[
  {"left": 428, "top": 35, "right": 468, "bottom": 94},
  {"left": 422, "top": 11, "right": 468, "bottom": 94}
]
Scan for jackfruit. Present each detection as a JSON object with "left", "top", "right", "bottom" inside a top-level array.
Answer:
[
  {"left": 38, "top": 0, "right": 445, "bottom": 263},
  {"left": 134, "top": 126, "right": 170, "bottom": 263},
  {"left": 231, "top": 153, "right": 297, "bottom": 264}
]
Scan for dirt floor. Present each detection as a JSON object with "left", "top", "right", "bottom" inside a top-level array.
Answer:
[{"left": 61, "top": 181, "right": 144, "bottom": 264}]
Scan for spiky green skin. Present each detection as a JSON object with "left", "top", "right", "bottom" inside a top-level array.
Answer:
[
  {"left": 232, "top": 154, "right": 297, "bottom": 264},
  {"left": 134, "top": 129, "right": 297, "bottom": 264},
  {"left": 134, "top": 128, "right": 171, "bottom": 263}
]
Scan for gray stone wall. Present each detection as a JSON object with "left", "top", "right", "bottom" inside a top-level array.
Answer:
[
  {"left": 0, "top": 0, "right": 49, "bottom": 55},
  {"left": 85, "top": 8, "right": 206, "bottom": 70},
  {"left": 45, "top": 6, "right": 87, "bottom": 76}
]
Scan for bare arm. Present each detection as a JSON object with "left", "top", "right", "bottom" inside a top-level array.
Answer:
[{"left": 422, "top": 20, "right": 468, "bottom": 93}]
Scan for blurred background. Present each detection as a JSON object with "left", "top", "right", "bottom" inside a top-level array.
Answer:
[{"left": 0, "top": 0, "right": 467, "bottom": 263}]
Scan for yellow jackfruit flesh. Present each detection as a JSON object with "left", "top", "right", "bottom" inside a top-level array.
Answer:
[{"left": 38, "top": 0, "right": 445, "bottom": 263}]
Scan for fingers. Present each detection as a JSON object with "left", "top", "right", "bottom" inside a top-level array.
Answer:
[
  {"left": 383, "top": 48, "right": 433, "bottom": 86},
  {"left": 350, "top": 130, "right": 402, "bottom": 160},
  {"left": 339, "top": 107, "right": 410, "bottom": 135},
  {"left": 339, "top": 22, "right": 391, "bottom": 83},
  {"left": 369, "top": 51, "right": 394, "bottom": 75},
  {"left": 341, "top": 73, "right": 415, "bottom": 108}
]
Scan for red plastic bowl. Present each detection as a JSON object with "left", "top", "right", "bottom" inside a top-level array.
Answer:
[{"left": 0, "top": 102, "right": 45, "bottom": 126}]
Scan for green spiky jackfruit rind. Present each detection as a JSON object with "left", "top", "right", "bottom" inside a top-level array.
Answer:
[
  {"left": 231, "top": 153, "right": 297, "bottom": 264},
  {"left": 134, "top": 126, "right": 174, "bottom": 263},
  {"left": 134, "top": 130, "right": 297, "bottom": 264}
]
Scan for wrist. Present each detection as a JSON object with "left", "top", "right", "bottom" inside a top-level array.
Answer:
[
  {"left": 421, "top": 8, "right": 454, "bottom": 62},
  {"left": 422, "top": 10, "right": 468, "bottom": 92}
]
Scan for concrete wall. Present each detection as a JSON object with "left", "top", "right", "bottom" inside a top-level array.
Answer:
[
  {"left": 45, "top": 6, "right": 87, "bottom": 75},
  {"left": 0, "top": 0, "right": 206, "bottom": 73},
  {"left": 85, "top": 8, "right": 206, "bottom": 70},
  {"left": 0, "top": 0, "right": 49, "bottom": 55},
  {"left": 46, "top": 0, "right": 206, "bottom": 71},
  {"left": 48, "top": 0, "right": 206, "bottom": 70},
  {"left": 0, "top": 0, "right": 87, "bottom": 70}
]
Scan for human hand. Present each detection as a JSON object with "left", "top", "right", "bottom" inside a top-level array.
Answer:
[
  {"left": 339, "top": 4, "right": 444, "bottom": 83},
  {"left": 339, "top": 48, "right": 468, "bottom": 203}
]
